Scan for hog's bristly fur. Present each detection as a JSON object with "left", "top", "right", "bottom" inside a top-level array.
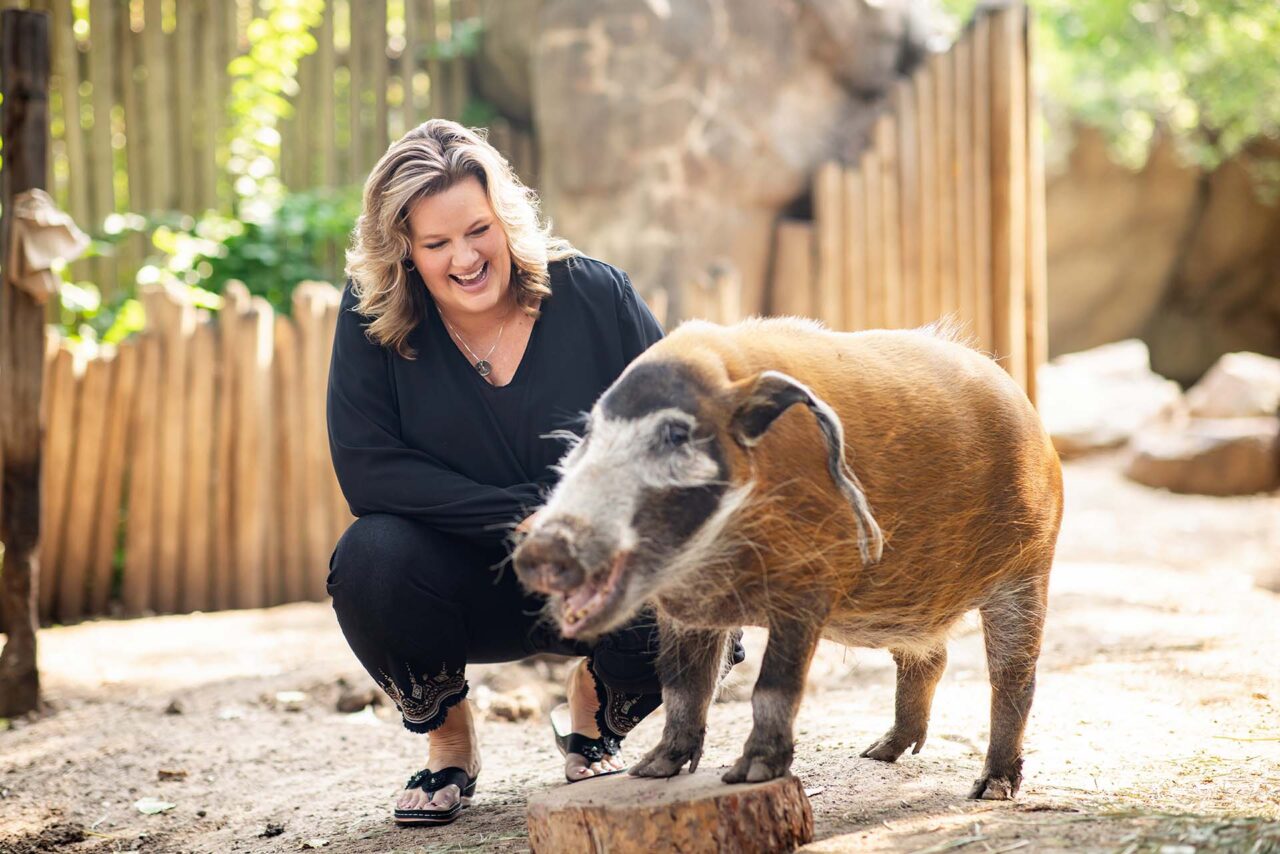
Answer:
[{"left": 513, "top": 317, "right": 1064, "bottom": 799}]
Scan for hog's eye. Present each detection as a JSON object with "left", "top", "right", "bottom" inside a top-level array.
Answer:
[{"left": 660, "top": 420, "right": 692, "bottom": 449}]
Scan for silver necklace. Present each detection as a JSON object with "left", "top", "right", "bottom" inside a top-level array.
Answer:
[{"left": 442, "top": 313, "right": 507, "bottom": 378}]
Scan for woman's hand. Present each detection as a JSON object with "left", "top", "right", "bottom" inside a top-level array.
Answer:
[{"left": 515, "top": 509, "right": 541, "bottom": 535}]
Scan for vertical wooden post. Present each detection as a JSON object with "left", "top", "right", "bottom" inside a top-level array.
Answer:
[
  {"left": 233, "top": 297, "right": 274, "bottom": 609},
  {"left": 319, "top": 0, "right": 337, "bottom": 188},
  {"left": 347, "top": 0, "right": 365, "bottom": 181},
  {"left": 89, "top": 340, "right": 139, "bottom": 616},
  {"left": 38, "top": 346, "right": 77, "bottom": 621},
  {"left": 861, "top": 148, "right": 883, "bottom": 329},
  {"left": 142, "top": 0, "right": 172, "bottom": 211},
  {"left": 153, "top": 287, "right": 195, "bottom": 613},
  {"left": 425, "top": 0, "right": 442, "bottom": 118},
  {"left": 174, "top": 0, "right": 197, "bottom": 211},
  {"left": 294, "top": 284, "right": 335, "bottom": 600},
  {"left": 87, "top": 0, "right": 115, "bottom": 293},
  {"left": 841, "top": 169, "right": 866, "bottom": 331},
  {"left": 814, "top": 162, "right": 844, "bottom": 328},
  {"left": 915, "top": 64, "right": 938, "bottom": 324},
  {"left": 51, "top": 0, "right": 88, "bottom": 234},
  {"left": 894, "top": 80, "right": 920, "bottom": 330},
  {"left": 954, "top": 36, "right": 977, "bottom": 339},
  {"left": 933, "top": 50, "right": 957, "bottom": 320},
  {"left": 274, "top": 316, "right": 306, "bottom": 604},
  {"left": 57, "top": 352, "right": 112, "bottom": 622},
  {"left": 401, "top": 0, "right": 419, "bottom": 132},
  {"left": 875, "top": 116, "right": 902, "bottom": 329},
  {"left": 769, "top": 221, "right": 816, "bottom": 319},
  {"left": 213, "top": 283, "right": 248, "bottom": 610},
  {"left": 971, "top": 14, "right": 993, "bottom": 352},
  {"left": 0, "top": 7, "right": 52, "bottom": 714},
  {"left": 1024, "top": 7, "right": 1048, "bottom": 407},
  {"left": 989, "top": 5, "right": 1028, "bottom": 390},
  {"left": 372, "top": 0, "right": 389, "bottom": 156},
  {"left": 122, "top": 332, "right": 161, "bottom": 615},
  {"left": 181, "top": 322, "right": 216, "bottom": 613}
]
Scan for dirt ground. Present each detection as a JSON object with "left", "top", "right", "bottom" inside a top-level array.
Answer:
[{"left": 2, "top": 453, "right": 1278, "bottom": 854}]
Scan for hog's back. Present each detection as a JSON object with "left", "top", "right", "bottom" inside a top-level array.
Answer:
[{"left": 721, "top": 322, "right": 1063, "bottom": 643}]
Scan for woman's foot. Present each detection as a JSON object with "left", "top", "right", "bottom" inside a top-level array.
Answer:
[
  {"left": 396, "top": 700, "right": 482, "bottom": 815},
  {"left": 564, "top": 658, "right": 626, "bottom": 781}
]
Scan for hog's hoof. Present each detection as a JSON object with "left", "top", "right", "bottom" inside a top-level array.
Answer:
[
  {"left": 859, "top": 729, "right": 925, "bottom": 763},
  {"left": 630, "top": 734, "right": 704, "bottom": 778},
  {"left": 721, "top": 750, "right": 791, "bottom": 784},
  {"left": 967, "top": 774, "right": 1019, "bottom": 800}
]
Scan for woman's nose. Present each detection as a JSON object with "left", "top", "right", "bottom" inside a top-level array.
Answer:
[{"left": 452, "top": 239, "right": 480, "bottom": 271}]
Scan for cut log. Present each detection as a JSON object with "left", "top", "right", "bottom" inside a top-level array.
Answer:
[{"left": 527, "top": 770, "right": 814, "bottom": 854}]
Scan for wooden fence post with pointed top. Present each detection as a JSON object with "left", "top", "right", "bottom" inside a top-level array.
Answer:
[{"left": 0, "top": 7, "right": 51, "bottom": 717}]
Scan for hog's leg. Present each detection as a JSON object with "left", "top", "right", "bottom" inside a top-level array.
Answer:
[
  {"left": 969, "top": 576, "right": 1049, "bottom": 800},
  {"left": 860, "top": 644, "right": 948, "bottom": 762},
  {"left": 630, "top": 622, "right": 734, "bottom": 778},
  {"left": 722, "top": 614, "right": 823, "bottom": 784}
]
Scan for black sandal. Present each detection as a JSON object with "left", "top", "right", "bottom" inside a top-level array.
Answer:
[
  {"left": 550, "top": 703, "right": 627, "bottom": 783},
  {"left": 393, "top": 766, "right": 477, "bottom": 826}
]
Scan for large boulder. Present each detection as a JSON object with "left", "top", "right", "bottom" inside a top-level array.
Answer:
[
  {"left": 1124, "top": 416, "right": 1280, "bottom": 496},
  {"left": 1185, "top": 351, "right": 1280, "bottom": 419},
  {"left": 1036, "top": 339, "right": 1184, "bottom": 457},
  {"left": 527, "top": 0, "right": 932, "bottom": 319}
]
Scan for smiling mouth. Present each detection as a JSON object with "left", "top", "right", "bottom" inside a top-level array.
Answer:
[
  {"left": 559, "top": 552, "right": 629, "bottom": 639},
  {"left": 450, "top": 261, "right": 489, "bottom": 288}
]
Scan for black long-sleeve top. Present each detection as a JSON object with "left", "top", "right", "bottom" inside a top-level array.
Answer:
[{"left": 327, "top": 256, "right": 664, "bottom": 546}]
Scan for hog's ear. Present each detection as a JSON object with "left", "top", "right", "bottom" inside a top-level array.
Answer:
[{"left": 729, "top": 371, "right": 884, "bottom": 564}]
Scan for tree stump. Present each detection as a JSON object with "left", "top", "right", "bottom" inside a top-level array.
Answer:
[{"left": 527, "top": 770, "right": 814, "bottom": 854}]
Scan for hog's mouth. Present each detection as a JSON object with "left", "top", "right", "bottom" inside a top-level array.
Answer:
[{"left": 559, "top": 551, "right": 631, "bottom": 639}]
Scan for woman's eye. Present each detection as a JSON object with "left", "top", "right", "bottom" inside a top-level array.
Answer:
[
  {"left": 425, "top": 241, "right": 446, "bottom": 250},
  {"left": 471, "top": 225, "right": 490, "bottom": 236},
  {"left": 661, "top": 421, "right": 691, "bottom": 448}
]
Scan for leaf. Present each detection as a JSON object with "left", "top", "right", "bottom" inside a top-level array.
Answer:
[{"left": 134, "top": 797, "right": 177, "bottom": 815}]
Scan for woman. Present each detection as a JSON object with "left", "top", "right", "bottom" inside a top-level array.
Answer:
[{"left": 326, "top": 119, "right": 667, "bottom": 826}]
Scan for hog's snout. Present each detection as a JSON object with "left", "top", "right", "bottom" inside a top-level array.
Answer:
[{"left": 513, "top": 527, "right": 585, "bottom": 594}]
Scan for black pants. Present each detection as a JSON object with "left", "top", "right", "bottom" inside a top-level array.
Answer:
[{"left": 327, "top": 513, "right": 663, "bottom": 736}]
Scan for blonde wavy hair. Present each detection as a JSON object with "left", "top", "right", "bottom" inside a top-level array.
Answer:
[{"left": 345, "top": 119, "right": 578, "bottom": 358}]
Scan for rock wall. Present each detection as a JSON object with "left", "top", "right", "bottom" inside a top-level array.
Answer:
[
  {"left": 1046, "top": 128, "right": 1280, "bottom": 384},
  {"left": 478, "top": 0, "right": 930, "bottom": 320}
]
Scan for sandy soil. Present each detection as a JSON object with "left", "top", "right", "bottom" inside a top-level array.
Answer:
[{"left": 2, "top": 454, "right": 1278, "bottom": 854}]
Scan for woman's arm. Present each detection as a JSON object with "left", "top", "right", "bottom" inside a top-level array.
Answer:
[{"left": 327, "top": 284, "right": 540, "bottom": 541}]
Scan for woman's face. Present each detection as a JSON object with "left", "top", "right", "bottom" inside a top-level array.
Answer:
[{"left": 405, "top": 175, "right": 512, "bottom": 320}]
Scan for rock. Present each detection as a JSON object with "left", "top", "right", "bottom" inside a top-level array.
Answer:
[
  {"left": 530, "top": 0, "right": 933, "bottom": 318},
  {"left": 163, "top": 699, "right": 184, "bottom": 715},
  {"left": 1185, "top": 352, "right": 1280, "bottom": 418},
  {"left": 1037, "top": 340, "right": 1184, "bottom": 457},
  {"left": 335, "top": 688, "right": 381, "bottom": 714},
  {"left": 1124, "top": 416, "right": 1280, "bottom": 496},
  {"left": 471, "top": 685, "right": 540, "bottom": 722},
  {"left": 527, "top": 769, "right": 813, "bottom": 853},
  {"left": 259, "top": 822, "right": 285, "bottom": 838},
  {"left": 157, "top": 769, "right": 187, "bottom": 782},
  {"left": 1255, "top": 563, "right": 1280, "bottom": 594},
  {"left": 475, "top": 0, "right": 540, "bottom": 124},
  {"left": 273, "top": 691, "right": 307, "bottom": 712}
]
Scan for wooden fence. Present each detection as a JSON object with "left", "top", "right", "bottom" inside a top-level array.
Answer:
[
  {"left": 26, "top": 281, "right": 350, "bottom": 626},
  {"left": 763, "top": 4, "right": 1047, "bottom": 404},
  {"left": 10, "top": 0, "right": 528, "bottom": 297}
]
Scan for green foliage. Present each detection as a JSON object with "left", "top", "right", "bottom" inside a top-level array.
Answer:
[
  {"left": 940, "top": 0, "right": 1280, "bottom": 172},
  {"left": 139, "top": 185, "right": 362, "bottom": 316},
  {"left": 53, "top": 185, "right": 358, "bottom": 341},
  {"left": 226, "top": 0, "right": 325, "bottom": 217}
]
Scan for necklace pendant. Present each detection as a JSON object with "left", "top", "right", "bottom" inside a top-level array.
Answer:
[{"left": 474, "top": 359, "right": 492, "bottom": 378}]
